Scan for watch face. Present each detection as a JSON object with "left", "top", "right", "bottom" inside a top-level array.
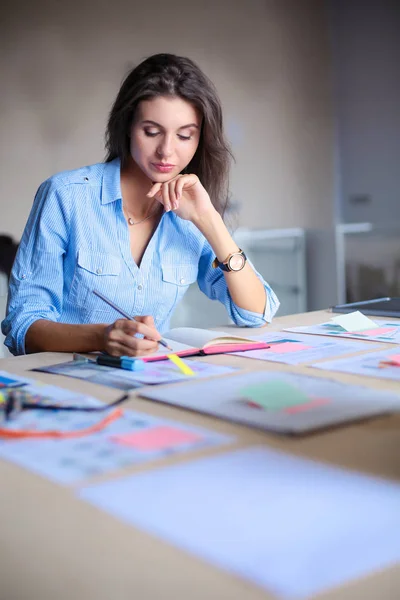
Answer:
[{"left": 228, "top": 252, "right": 246, "bottom": 271}]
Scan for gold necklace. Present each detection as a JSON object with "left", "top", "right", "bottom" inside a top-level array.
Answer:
[{"left": 122, "top": 202, "right": 161, "bottom": 226}]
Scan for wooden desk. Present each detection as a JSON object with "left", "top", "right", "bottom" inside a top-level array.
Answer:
[{"left": 1, "top": 310, "right": 399, "bottom": 600}]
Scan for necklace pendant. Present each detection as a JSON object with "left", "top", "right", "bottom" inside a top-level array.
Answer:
[{"left": 128, "top": 217, "right": 135, "bottom": 226}]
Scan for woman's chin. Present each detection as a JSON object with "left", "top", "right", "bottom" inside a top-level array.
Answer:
[{"left": 149, "top": 171, "right": 178, "bottom": 183}]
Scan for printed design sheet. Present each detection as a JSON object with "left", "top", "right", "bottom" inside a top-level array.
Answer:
[
  {"left": 284, "top": 320, "right": 400, "bottom": 344},
  {"left": 233, "top": 332, "right": 378, "bottom": 365},
  {"left": 311, "top": 348, "right": 400, "bottom": 382},
  {"left": 34, "top": 358, "right": 236, "bottom": 389},
  {"left": 139, "top": 370, "right": 400, "bottom": 434},
  {"left": 0, "top": 372, "right": 233, "bottom": 484}
]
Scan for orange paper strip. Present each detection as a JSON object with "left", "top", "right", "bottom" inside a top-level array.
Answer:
[{"left": 0, "top": 408, "right": 123, "bottom": 440}]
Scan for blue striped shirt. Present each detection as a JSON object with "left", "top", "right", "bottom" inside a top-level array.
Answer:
[{"left": 2, "top": 159, "right": 279, "bottom": 355}]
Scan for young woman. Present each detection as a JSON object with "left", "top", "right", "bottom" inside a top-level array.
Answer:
[{"left": 2, "top": 53, "right": 279, "bottom": 356}]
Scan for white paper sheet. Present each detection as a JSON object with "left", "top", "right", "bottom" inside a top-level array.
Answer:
[
  {"left": 164, "top": 327, "right": 232, "bottom": 347},
  {"left": 79, "top": 446, "right": 400, "bottom": 599}
]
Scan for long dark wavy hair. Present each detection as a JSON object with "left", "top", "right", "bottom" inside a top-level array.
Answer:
[{"left": 105, "top": 53, "right": 233, "bottom": 216}]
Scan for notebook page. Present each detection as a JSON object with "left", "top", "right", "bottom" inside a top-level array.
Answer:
[
  {"left": 140, "top": 338, "right": 195, "bottom": 359},
  {"left": 164, "top": 327, "right": 252, "bottom": 349}
]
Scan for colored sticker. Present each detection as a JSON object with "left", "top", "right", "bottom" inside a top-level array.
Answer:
[
  {"left": 241, "top": 380, "right": 310, "bottom": 410},
  {"left": 0, "top": 375, "right": 22, "bottom": 388},
  {"left": 268, "top": 342, "right": 311, "bottom": 354},
  {"left": 167, "top": 354, "right": 195, "bottom": 376},
  {"left": 380, "top": 354, "right": 400, "bottom": 368},
  {"left": 110, "top": 426, "right": 203, "bottom": 451},
  {"left": 284, "top": 398, "right": 330, "bottom": 414},
  {"left": 355, "top": 327, "right": 396, "bottom": 337},
  {"left": 331, "top": 311, "right": 377, "bottom": 332}
]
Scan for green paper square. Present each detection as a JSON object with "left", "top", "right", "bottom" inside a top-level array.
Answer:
[{"left": 241, "top": 380, "right": 310, "bottom": 410}]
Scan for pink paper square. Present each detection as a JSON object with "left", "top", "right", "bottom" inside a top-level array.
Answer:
[
  {"left": 354, "top": 327, "right": 396, "bottom": 337},
  {"left": 111, "top": 426, "right": 203, "bottom": 451},
  {"left": 386, "top": 354, "right": 400, "bottom": 366},
  {"left": 269, "top": 342, "right": 311, "bottom": 354}
]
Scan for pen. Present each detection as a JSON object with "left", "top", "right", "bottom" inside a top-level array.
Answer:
[{"left": 92, "top": 289, "right": 173, "bottom": 350}]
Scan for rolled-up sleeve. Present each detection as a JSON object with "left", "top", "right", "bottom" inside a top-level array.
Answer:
[
  {"left": 1, "top": 180, "right": 70, "bottom": 355},
  {"left": 197, "top": 240, "right": 280, "bottom": 327}
]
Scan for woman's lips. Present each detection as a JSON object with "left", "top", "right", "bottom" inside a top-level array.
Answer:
[{"left": 151, "top": 163, "right": 175, "bottom": 173}]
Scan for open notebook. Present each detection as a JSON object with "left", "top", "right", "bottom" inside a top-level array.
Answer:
[{"left": 142, "top": 327, "right": 270, "bottom": 362}]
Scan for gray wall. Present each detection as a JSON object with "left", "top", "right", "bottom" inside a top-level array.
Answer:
[
  {"left": 330, "top": 0, "right": 400, "bottom": 224},
  {"left": 0, "top": 0, "right": 335, "bottom": 239}
]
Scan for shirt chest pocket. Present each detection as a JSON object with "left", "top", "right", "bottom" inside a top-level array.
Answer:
[
  {"left": 156, "top": 263, "right": 198, "bottom": 321},
  {"left": 68, "top": 250, "right": 121, "bottom": 310}
]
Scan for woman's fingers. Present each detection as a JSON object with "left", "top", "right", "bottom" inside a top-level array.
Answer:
[
  {"left": 147, "top": 174, "right": 199, "bottom": 213},
  {"left": 175, "top": 176, "right": 185, "bottom": 201},
  {"left": 107, "top": 337, "right": 159, "bottom": 357},
  {"left": 146, "top": 182, "right": 162, "bottom": 199},
  {"left": 118, "top": 318, "right": 161, "bottom": 342},
  {"left": 104, "top": 318, "right": 162, "bottom": 356},
  {"left": 169, "top": 179, "right": 179, "bottom": 210},
  {"left": 104, "top": 327, "right": 158, "bottom": 355},
  {"left": 135, "top": 314, "right": 156, "bottom": 329},
  {"left": 147, "top": 182, "right": 166, "bottom": 211},
  {"left": 175, "top": 173, "right": 198, "bottom": 198},
  {"left": 134, "top": 316, "right": 161, "bottom": 341},
  {"left": 105, "top": 328, "right": 159, "bottom": 357},
  {"left": 147, "top": 182, "right": 172, "bottom": 212},
  {"left": 161, "top": 182, "right": 172, "bottom": 212}
]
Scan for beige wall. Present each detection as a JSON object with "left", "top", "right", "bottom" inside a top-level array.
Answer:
[{"left": 0, "top": 0, "right": 335, "bottom": 239}]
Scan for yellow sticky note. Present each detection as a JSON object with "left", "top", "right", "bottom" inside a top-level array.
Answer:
[{"left": 167, "top": 354, "right": 195, "bottom": 376}]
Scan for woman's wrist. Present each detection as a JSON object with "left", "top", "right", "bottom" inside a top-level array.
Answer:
[
  {"left": 191, "top": 206, "right": 222, "bottom": 236},
  {"left": 192, "top": 208, "right": 240, "bottom": 263}
]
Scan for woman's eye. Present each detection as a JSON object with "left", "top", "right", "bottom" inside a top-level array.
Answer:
[
  {"left": 144, "top": 130, "right": 159, "bottom": 137},
  {"left": 178, "top": 134, "right": 191, "bottom": 141}
]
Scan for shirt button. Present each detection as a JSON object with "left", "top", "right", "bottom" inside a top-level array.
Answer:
[
  {"left": 180, "top": 278, "right": 185, "bottom": 284},
  {"left": 84, "top": 176, "right": 89, "bottom": 181},
  {"left": 96, "top": 268, "right": 102, "bottom": 274},
  {"left": 21, "top": 274, "right": 26, "bottom": 280},
  {"left": 137, "top": 284, "right": 143, "bottom": 291}
]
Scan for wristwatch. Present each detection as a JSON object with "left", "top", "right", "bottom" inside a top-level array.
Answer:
[{"left": 212, "top": 248, "right": 247, "bottom": 272}]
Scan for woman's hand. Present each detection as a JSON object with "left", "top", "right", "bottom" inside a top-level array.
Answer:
[
  {"left": 103, "top": 315, "right": 161, "bottom": 357},
  {"left": 147, "top": 174, "right": 216, "bottom": 223}
]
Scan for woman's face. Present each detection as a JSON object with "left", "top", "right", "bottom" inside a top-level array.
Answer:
[{"left": 129, "top": 95, "right": 202, "bottom": 182}]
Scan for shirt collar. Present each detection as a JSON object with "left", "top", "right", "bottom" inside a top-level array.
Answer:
[{"left": 101, "top": 158, "right": 122, "bottom": 205}]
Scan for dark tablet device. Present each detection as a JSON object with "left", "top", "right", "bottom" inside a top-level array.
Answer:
[{"left": 331, "top": 297, "right": 400, "bottom": 318}]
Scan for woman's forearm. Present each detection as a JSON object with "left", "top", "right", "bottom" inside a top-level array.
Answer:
[
  {"left": 25, "top": 319, "right": 107, "bottom": 354},
  {"left": 193, "top": 209, "right": 267, "bottom": 315}
]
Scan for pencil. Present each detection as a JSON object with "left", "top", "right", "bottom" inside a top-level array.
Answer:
[{"left": 92, "top": 289, "right": 172, "bottom": 350}]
